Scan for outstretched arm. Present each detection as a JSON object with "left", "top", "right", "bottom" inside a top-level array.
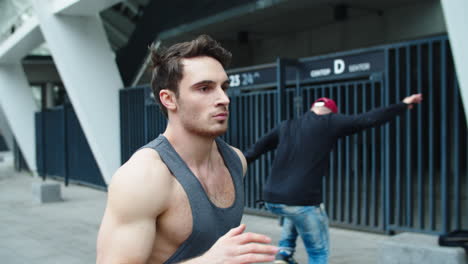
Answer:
[
  {"left": 243, "top": 126, "right": 280, "bottom": 163},
  {"left": 334, "top": 93, "right": 423, "bottom": 137}
]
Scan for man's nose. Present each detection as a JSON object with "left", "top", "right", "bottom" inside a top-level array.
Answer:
[{"left": 216, "top": 87, "right": 230, "bottom": 106}]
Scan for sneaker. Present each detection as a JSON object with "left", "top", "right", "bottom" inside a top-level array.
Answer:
[{"left": 273, "top": 250, "right": 298, "bottom": 264}]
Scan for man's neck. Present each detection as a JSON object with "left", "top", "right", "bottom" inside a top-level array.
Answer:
[{"left": 163, "top": 124, "right": 217, "bottom": 169}]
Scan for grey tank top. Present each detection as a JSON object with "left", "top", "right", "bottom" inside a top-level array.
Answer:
[{"left": 141, "top": 135, "right": 244, "bottom": 263}]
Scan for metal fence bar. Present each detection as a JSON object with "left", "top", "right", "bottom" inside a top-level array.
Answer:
[
  {"left": 353, "top": 82, "right": 359, "bottom": 225},
  {"left": 257, "top": 93, "right": 265, "bottom": 207},
  {"left": 254, "top": 93, "right": 261, "bottom": 208},
  {"left": 416, "top": 44, "right": 424, "bottom": 230},
  {"left": 345, "top": 84, "right": 351, "bottom": 223},
  {"left": 405, "top": 46, "right": 412, "bottom": 227},
  {"left": 370, "top": 81, "right": 377, "bottom": 228},
  {"left": 428, "top": 41, "right": 435, "bottom": 231},
  {"left": 379, "top": 80, "right": 384, "bottom": 231},
  {"left": 128, "top": 91, "right": 135, "bottom": 160},
  {"left": 361, "top": 82, "right": 368, "bottom": 226},
  {"left": 395, "top": 47, "right": 402, "bottom": 228},
  {"left": 453, "top": 80, "right": 460, "bottom": 230},
  {"left": 35, "top": 113, "right": 45, "bottom": 178},
  {"left": 119, "top": 90, "right": 127, "bottom": 164},
  {"left": 266, "top": 91, "right": 275, "bottom": 205},
  {"left": 276, "top": 58, "right": 285, "bottom": 124},
  {"left": 384, "top": 48, "right": 391, "bottom": 232},
  {"left": 440, "top": 41, "right": 448, "bottom": 234},
  {"left": 240, "top": 95, "right": 246, "bottom": 204},
  {"left": 329, "top": 86, "right": 335, "bottom": 221},
  {"left": 244, "top": 95, "right": 249, "bottom": 147},
  {"left": 337, "top": 85, "right": 343, "bottom": 223},
  {"left": 64, "top": 106, "right": 69, "bottom": 187},
  {"left": 247, "top": 95, "right": 253, "bottom": 208},
  {"left": 385, "top": 49, "right": 391, "bottom": 231},
  {"left": 231, "top": 91, "right": 238, "bottom": 147},
  {"left": 248, "top": 94, "right": 254, "bottom": 208}
]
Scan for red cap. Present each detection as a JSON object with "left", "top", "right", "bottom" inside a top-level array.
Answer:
[{"left": 312, "top": 97, "right": 338, "bottom": 113}]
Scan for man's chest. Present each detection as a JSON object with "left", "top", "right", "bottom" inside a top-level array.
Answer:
[{"left": 203, "top": 167, "right": 235, "bottom": 208}]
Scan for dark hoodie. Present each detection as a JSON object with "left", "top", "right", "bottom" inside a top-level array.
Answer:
[{"left": 244, "top": 103, "right": 408, "bottom": 206}]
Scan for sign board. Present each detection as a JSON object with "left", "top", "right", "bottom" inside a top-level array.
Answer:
[{"left": 228, "top": 51, "right": 385, "bottom": 89}]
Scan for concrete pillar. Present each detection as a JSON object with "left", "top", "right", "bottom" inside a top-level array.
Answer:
[
  {"left": 0, "top": 16, "right": 42, "bottom": 172},
  {"left": 0, "top": 63, "right": 38, "bottom": 171},
  {"left": 33, "top": 0, "right": 123, "bottom": 183},
  {"left": 441, "top": 0, "right": 468, "bottom": 123}
]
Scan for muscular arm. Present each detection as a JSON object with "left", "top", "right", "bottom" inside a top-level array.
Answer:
[
  {"left": 96, "top": 149, "right": 172, "bottom": 264},
  {"left": 243, "top": 126, "right": 280, "bottom": 164}
]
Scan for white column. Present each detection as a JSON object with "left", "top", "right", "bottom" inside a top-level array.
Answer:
[
  {"left": 0, "top": 15, "right": 42, "bottom": 172},
  {"left": 33, "top": 0, "right": 123, "bottom": 183},
  {"left": 441, "top": 0, "right": 468, "bottom": 123},
  {"left": 0, "top": 63, "right": 38, "bottom": 171}
]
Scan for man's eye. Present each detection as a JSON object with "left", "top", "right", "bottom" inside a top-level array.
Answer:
[{"left": 200, "top": 87, "right": 208, "bottom": 92}]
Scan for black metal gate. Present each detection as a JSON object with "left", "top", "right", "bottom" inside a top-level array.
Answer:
[
  {"left": 35, "top": 104, "right": 106, "bottom": 189},
  {"left": 119, "top": 35, "right": 467, "bottom": 234}
]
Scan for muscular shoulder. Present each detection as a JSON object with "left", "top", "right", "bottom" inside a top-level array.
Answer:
[
  {"left": 107, "top": 148, "right": 174, "bottom": 220},
  {"left": 230, "top": 146, "right": 247, "bottom": 176}
]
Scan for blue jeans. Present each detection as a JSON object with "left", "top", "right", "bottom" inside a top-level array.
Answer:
[{"left": 265, "top": 202, "right": 329, "bottom": 264}]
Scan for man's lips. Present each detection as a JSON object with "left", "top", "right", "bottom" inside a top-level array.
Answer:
[{"left": 213, "top": 112, "right": 229, "bottom": 120}]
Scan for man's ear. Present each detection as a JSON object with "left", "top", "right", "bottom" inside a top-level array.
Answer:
[{"left": 160, "top": 89, "right": 177, "bottom": 112}]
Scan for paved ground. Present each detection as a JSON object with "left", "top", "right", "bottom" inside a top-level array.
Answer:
[{"left": 0, "top": 152, "right": 387, "bottom": 264}]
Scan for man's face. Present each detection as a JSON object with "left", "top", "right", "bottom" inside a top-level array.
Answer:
[{"left": 175, "top": 56, "right": 230, "bottom": 137}]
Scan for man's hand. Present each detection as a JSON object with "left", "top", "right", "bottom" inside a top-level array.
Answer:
[
  {"left": 402, "top": 93, "right": 423, "bottom": 109},
  {"left": 193, "top": 224, "right": 278, "bottom": 264}
]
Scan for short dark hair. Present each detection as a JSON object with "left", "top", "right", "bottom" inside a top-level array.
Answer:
[{"left": 149, "top": 35, "right": 232, "bottom": 117}]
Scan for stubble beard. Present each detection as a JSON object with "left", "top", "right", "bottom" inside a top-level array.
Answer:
[
  {"left": 181, "top": 112, "right": 228, "bottom": 138},
  {"left": 177, "top": 96, "right": 229, "bottom": 138}
]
